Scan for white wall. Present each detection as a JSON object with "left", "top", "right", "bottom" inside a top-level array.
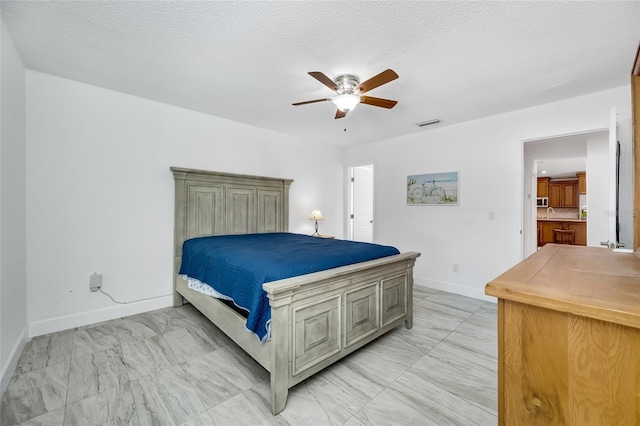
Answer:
[
  {"left": 344, "top": 86, "right": 632, "bottom": 301},
  {"left": 0, "top": 18, "right": 28, "bottom": 395},
  {"left": 26, "top": 71, "right": 344, "bottom": 336},
  {"left": 586, "top": 132, "right": 610, "bottom": 246}
]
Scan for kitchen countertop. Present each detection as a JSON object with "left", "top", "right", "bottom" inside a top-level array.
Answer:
[{"left": 537, "top": 218, "right": 586, "bottom": 222}]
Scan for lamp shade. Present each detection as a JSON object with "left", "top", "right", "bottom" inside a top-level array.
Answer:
[
  {"left": 309, "top": 210, "right": 324, "bottom": 220},
  {"left": 332, "top": 94, "right": 360, "bottom": 112}
]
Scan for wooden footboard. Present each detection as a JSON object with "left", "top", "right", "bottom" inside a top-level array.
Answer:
[
  {"left": 175, "top": 251, "right": 419, "bottom": 414},
  {"left": 263, "top": 251, "right": 420, "bottom": 414}
]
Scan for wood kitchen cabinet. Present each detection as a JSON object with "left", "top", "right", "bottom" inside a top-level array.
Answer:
[
  {"left": 565, "top": 221, "right": 586, "bottom": 246},
  {"left": 537, "top": 220, "right": 586, "bottom": 246},
  {"left": 576, "top": 172, "right": 586, "bottom": 194},
  {"left": 548, "top": 180, "right": 577, "bottom": 208},
  {"left": 549, "top": 183, "right": 559, "bottom": 206},
  {"left": 485, "top": 246, "right": 640, "bottom": 425},
  {"left": 562, "top": 182, "right": 578, "bottom": 207},
  {"left": 539, "top": 221, "right": 563, "bottom": 246},
  {"left": 536, "top": 177, "right": 549, "bottom": 198}
]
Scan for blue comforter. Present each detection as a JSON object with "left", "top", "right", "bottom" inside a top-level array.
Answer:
[{"left": 179, "top": 233, "right": 400, "bottom": 341}]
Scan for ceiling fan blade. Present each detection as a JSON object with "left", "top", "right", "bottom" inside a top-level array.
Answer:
[
  {"left": 360, "top": 96, "right": 398, "bottom": 109},
  {"left": 356, "top": 69, "right": 399, "bottom": 94},
  {"left": 292, "top": 98, "right": 332, "bottom": 106},
  {"left": 335, "top": 109, "right": 347, "bottom": 119},
  {"left": 308, "top": 72, "right": 339, "bottom": 92}
]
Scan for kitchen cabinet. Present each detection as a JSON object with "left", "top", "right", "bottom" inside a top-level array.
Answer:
[
  {"left": 485, "top": 246, "right": 640, "bottom": 426},
  {"left": 576, "top": 171, "right": 586, "bottom": 194},
  {"left": 565, "top": 221, "right": 586, "bottom": 246},
  {"left": 537, "top": 220, "right": 586, "bottom": 246},
  {"left": 548, "top": 183, "right": 560, "bottom": 206},
  {"left": 538, "top": 221, "right": 563, "bottom": 246},
  {"left": 548, "top": 180, "right": 577, "bottom": 208},
  {"left": 536, "top": 177, "right": 549, "bottom": 198}
]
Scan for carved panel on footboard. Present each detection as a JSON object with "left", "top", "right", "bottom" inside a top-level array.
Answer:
[
  {"left": 381, "top": 274, "right": 408, "bottom": 327},
  {"left": 345, "top": 282, "right": 379, "bottom": 347},
  {"left": 292, "top": 295, "right": 342, "bottom": 376}
]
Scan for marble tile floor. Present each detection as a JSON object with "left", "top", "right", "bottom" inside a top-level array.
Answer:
[{"left": 1, "top": 287, "right": 498, "bottom": 425}]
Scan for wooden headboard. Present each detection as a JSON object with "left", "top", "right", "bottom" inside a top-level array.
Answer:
[{"left": 171, "top": 167, "right": 294, "bottom": 302}]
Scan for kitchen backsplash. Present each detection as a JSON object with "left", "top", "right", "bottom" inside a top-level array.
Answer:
[{"left": 537, "top": 207, "right": 580, "bottom": 219}]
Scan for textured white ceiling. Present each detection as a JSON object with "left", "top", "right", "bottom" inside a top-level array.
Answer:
[{"left": 2, "top": 1, "right": 639, "bottom": 147}]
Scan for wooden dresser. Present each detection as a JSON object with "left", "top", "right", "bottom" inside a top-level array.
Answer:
[{"left": 485, "top": 244, "right": 640, "bottom": 425}]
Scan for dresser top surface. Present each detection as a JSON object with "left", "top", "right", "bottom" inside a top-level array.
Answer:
[{"left": 485, "top": 245, "right": 640, "bottom": 329}]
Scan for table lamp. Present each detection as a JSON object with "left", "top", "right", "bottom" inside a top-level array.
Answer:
[{"left": 309, "top": 210, "right": 324, "bottom": 236}]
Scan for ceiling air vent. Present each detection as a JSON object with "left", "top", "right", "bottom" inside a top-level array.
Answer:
[{"left": 416, "top": 119, "right": 441, "bottom": 127}]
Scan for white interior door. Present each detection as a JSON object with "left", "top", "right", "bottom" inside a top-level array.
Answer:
[{"left": 352, "top": 165, "right": 374, "bottom": 242}]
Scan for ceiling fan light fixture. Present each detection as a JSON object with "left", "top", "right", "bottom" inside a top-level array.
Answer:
[{"left": 332, "top": 94, "right": 360, "bottom": 112}]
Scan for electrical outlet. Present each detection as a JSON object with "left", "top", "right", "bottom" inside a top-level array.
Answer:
[
  {"left": 90, "top": 273, "right": 102, "bottom": 292},
  {"left": 453, "top": 264, "right": 459, "bottom": 273}
]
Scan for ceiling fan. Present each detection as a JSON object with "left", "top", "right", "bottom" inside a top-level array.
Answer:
[{"left": 292, "top": 69, "right": 399, "bottom": 119}]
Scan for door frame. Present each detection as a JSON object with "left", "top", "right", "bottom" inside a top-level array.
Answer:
[{"left": 632, "top": 44, "right": 639, "bottom": 250}]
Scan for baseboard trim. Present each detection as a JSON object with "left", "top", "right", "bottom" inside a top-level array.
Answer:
[
  {"left": 414, "top": 277, "right": 496, "bottom": 303},
  {"left": 29, "top": 296, "right": 174, "bottom": 337},
  {"left": 1, "top": 325, "right": 28, "bottom": 397}
]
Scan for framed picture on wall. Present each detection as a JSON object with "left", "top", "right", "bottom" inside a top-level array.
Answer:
[{"left": 407, "top": 171, "right": 459, "bottom": 205}]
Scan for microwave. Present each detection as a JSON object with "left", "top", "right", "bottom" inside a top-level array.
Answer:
[{"left": 536, "top": 197, "right": 549, "bottom": 207}]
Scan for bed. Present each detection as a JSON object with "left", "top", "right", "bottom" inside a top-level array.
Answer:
[{"left": 171, "top": 167, "right": 420, "bottom": 414}]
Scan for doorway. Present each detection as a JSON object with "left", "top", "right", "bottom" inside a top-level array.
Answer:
[
  {"left": 349, "top": 165, "right": 374, "bottom": 242},
  {"left": 522, "top": 116, "right": 633, "bottom": 257}
]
